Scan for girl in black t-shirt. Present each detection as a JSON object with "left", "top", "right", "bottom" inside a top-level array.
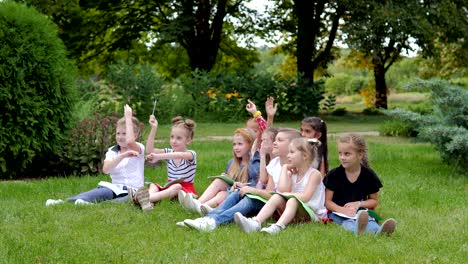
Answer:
[{"left": 324, "top": 133, "right": 397, "bottom": 236}]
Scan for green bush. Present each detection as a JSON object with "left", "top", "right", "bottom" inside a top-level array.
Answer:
[
  {"left": 177, "top": 70, "right": 324, "bottom": 122},
  {"left": 56, "top": 113, "right": 144, "bottom": 176},
  {"left": 0, "top": 2, "right": 77, "bottom": 178},
  {"left": 383, "top": 79, "right": 468, "bottom": 169},
  {"left": 379, "top": 120, "right": 416, "bottom": 137},
  {"left": 325, "top": 73, "right": 367, "bottom": 95},
  {"left": 106, "top": 62, "right": 164, "bottom": 121},
  {"left": 331, "top": 107, "right": 347, "bottom": 116}
]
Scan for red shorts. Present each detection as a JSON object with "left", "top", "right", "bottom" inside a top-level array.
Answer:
[{"left": 155, "top": 181, "right": 197, "bottom": 196}]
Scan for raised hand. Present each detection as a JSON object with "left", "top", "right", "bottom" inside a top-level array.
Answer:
[
  {"left": 124, "top": 104, "right": 133, "bottom": 117},
  {"left": 148, "top": 114, "right": 158, "bottom": 129},
  {"left": 245, "top": 99, "right": 258, "bottom": 115},
  {"left": 265, "top": 96, "right": 277, "bottom": 117}
]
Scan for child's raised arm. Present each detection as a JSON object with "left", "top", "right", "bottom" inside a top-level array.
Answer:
[
  {"left": 265, "top": 96, "right": 277, "bottom": 128},
  {"left": 124, "top": 104, "right": 140, "bottom": 153},
  {"left": 146, "top": 114, "right": 163, "bottom": 155}
]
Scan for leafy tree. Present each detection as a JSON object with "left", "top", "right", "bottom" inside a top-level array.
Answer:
[
  {"left": 24, "top": 0, "right": 261, "bottom": 75},
  {"left": 266, "top": 0, "right": 345, "bottom": 83},
  {"left": 342, "top": 0, "right": 432, "bottom": 109}
]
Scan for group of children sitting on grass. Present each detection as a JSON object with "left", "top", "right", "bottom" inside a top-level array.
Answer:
[{"left": 46, "top": 98, "right": 397, "bottom": 236}]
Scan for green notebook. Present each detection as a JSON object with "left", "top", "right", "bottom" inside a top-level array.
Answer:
[
  {"left": 207, "top": 174, "right": 235, "bottom": 185},
  {"left": 269, "top": 191, "right": 317, "bottom": 221}
]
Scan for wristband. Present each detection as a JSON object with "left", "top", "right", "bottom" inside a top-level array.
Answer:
[{"left": 253, "top": 111, "right": 262, "bottom": 118}]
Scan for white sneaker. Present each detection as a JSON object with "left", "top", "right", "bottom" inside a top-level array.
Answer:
[
  {"left": 184, "top": 217, "right": 217, "bottom": 232},
  {"left": 74, "top": 199, "right": 92, "bottom": 206},
  {"left": 200, "top": 204, "right": 214, "bottom": 216},
  {"left": 176, "top": 221, "right": 187, "bottom": 227},
  {"left": 45, "top": 199, "right": 64, "bottom": 207},
  {"left": 260, "top": 223, "right": 285, "bottom": 235},
  {"left": 186, "top": 198, "right": 202, "bottom": 214},
  {"left": 234, "top": 212, "right": 260, "bottom": 233},
  {"left": 178, "top": 190, "right": 187, "bottom": 206}
]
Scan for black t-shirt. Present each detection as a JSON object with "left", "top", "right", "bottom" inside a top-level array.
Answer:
[{"left": 323, "top": 165, "right": 383, "bottom": 207}]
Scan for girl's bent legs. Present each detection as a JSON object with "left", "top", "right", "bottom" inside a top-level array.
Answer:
[
  {"left": 205, "top": 190, "right": 228, "bottom": 208},
  {"left": 198, "top": 179, "right": 229, "bottom": 203},
  {"left": 209, "top": 197, "right": 264, "bottom": 225},
  {"left": 66, "top": 187, "right": 114, "bottom": 203},
  {"left": 209, "top": 191, "right": 242, "bottom": 215},
  {"left": 255, "top": 194, "right": 287, "bottom": 224},
  {"left": 276, "top": 198, "right": 300, "bottom": 226},
  {"left": 149, "top": 184, "right": 182, "bottom": 203}
]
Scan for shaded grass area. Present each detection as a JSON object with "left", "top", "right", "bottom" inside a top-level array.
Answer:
[{"left": 0, "top": 137, "right": 466, "bottom": 263}]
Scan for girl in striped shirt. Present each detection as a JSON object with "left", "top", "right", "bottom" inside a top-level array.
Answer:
[{"left": 133, "top": 115, "right": 197, "bottom": 211}]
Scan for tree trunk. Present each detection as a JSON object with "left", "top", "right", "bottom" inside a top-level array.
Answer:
[
  {"left": 187, "top": 0, "right": 227, "bottom": 72},
  {"left": 295, "top": 0, "right": 322, "bottom": 83},
  {"left": 372, "top": 55, "right": 388, "bottom": 109}
]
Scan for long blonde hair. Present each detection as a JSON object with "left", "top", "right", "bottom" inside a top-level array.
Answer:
[{"left": 227, "top": 128, "right": 256, "bottom": 183}]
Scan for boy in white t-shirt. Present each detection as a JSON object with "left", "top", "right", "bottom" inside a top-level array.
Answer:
[{"left": 45, "top": 105, "right": 145, "bottom": 206}]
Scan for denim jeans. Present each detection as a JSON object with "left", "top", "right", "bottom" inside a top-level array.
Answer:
[
  {"left": 66, "top": 186, "right": 128, "bottom": 203},
  {"left": 328, "top": 212, "right": 380, "bottom": 233},
  {"left": 208, "top": 190, "right": 265, "bottom": 225}
]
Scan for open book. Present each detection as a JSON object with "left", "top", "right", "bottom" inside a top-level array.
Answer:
[
  {"left": 98, "top": 181, "right": 128, "bottom": 196},
  {"left": 332, "top": 209, "right": 383, "bottom": 221},
  {"left": 269, "top": 191, "right": 295, "bottom": 200},
  {"left": 207, "top": 174, "right": 235, "bottom": 185},
  {"left": 154, "top": 175, "right": 192, "bottom": 189}
]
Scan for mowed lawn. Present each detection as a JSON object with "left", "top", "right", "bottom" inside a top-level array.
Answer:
[{"left": 0, "top": 119, "right": 466, "bottom": 263}]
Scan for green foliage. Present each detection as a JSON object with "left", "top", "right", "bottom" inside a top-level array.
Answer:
[
  {"left": 383, "top": 79, "right": 468, "bottom": 168},
  {"left": 58, "top": 114, "right": 120, "bottom": 175},
  {"left": 331, "top": 107, "right": 347, "bottom": 116},
  {"left": 0, "top": 2, "right": 77, "bottom": 178},
  {"left": 325, "top": 73, "right": 369, "bottom": 95},
  {"left": 106, "top": 62, "right": 163, "bottom": 121},
  {"left": 321, "top": 94, "right": 337, "bottom": 112},
  {"left": 177, "top": 70, "right": 324, "bottom": 122},
  {"left": 379, "top": 120, "right": 416, "bottom": 137}
]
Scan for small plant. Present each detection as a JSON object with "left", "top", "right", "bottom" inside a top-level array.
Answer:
[{"left": 321, "top": 94, "right": 337, "bottom": 112}]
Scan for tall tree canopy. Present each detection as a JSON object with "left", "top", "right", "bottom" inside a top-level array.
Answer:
[{"left": 24, "top": 0, "right": 261, "bottom": 75}]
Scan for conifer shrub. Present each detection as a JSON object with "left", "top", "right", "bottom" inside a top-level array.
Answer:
[
  {"left": 0, "top": 2, "right": 77, "bottom": 178},
  {"left": 383, "top": 79, "right": 467, "bottom": 169}
]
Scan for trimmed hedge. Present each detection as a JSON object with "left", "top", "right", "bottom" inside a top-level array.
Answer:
[{"left": 0, "top": 2, "right": 77, "bottom": 178}]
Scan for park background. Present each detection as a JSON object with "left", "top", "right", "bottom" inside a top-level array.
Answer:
[{"left": 0, "top": 0, "right": 466, "bottom": 262}]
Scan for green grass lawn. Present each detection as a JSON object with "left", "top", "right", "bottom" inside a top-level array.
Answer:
[{"left": 0, "top": 123, "right": 466, "bottom": 263}]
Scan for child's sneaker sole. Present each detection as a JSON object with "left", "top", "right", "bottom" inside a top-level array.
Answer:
[
  {"left": 136, "top": 188, "right": 153, "bottom": 211},
  {"left": 378, "top": 218, "right": 397, "bottom": 236}
]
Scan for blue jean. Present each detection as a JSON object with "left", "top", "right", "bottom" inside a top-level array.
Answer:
[
  {"left": 207, "top": 190, "right": 265, "bottom": 225},
  {"left": 66, "top": 186, "right": 128, "bottom": 203},
  {"left": 328, "top": 212, "right": 380, "bottom": 233}
]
